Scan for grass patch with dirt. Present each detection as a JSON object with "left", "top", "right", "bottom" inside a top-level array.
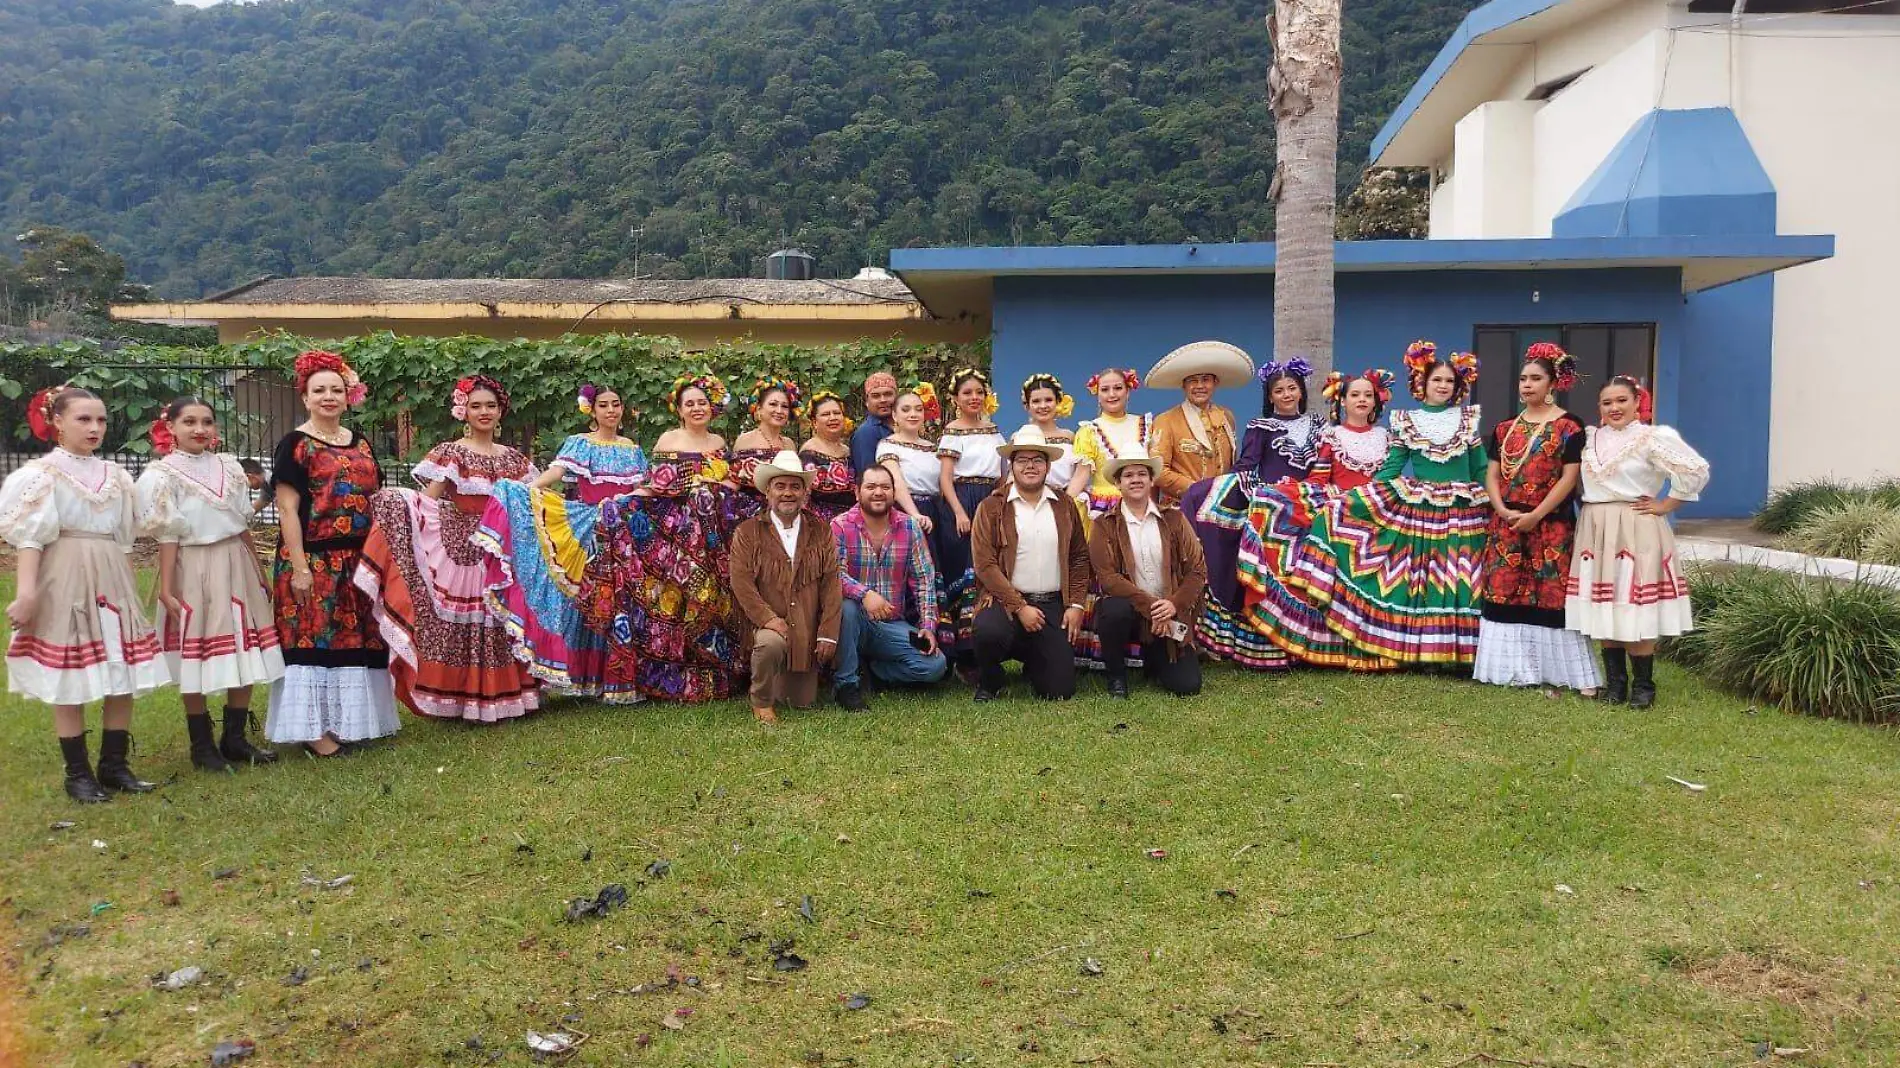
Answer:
[{"left": 2, "top": 574, "right": 1899, "bottom": 1066}]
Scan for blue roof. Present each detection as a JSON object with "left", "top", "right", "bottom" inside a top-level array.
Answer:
[
  {"left": 1554, "top": 108, "right": 1776, "bottom": 237},
  {"left": 1369, "top": 0, "right": 1574, "bottom": 164}
]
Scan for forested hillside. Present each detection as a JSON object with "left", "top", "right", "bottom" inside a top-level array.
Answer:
[{"left": 0, "top": 0, "right": 1473, "bottom": 296}]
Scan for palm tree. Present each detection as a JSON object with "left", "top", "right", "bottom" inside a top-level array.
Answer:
[{"left": 1268, "top": 0, "right": 1342, "bottom": 380}]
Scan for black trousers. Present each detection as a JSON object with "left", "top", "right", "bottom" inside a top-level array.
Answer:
[
  {"left": 973, "top": 596, "right": 1077, "bottom": 699},
  {"left": 1095, "top": 595, "right": 1203, "bottom": 696}
]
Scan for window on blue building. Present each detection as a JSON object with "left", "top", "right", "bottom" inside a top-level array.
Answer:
[{"left": 1472, "top": 324, "right": 1655, "bottom": 422}]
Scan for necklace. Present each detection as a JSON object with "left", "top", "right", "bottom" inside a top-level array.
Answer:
[
  {"left": 1498, "top": 417, "right": 1550, "bottom": 483},
  {"left": 304, "top": 423, "right": 350, "bottom": 447}
]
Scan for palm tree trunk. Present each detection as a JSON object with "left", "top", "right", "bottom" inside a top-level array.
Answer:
[{"left": 1268, "top": 0, "right": 1343, "bottom": 381}]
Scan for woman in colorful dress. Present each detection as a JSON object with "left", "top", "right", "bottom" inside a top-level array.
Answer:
[
  {"left": 357, "top": 375, "right": 541, "bottom": 723},
  {"left": 137, "top": 398, "right": 284, "bottom": 771},
  {"left": 730, "top": 376, "right": 802, "bottom": 521},
  {"left": 266, "top": 351, "right": 398, "bottom": 756},
  {"left": 798, "top": 391, "right": 858, "bottom": 525},
  {"left": 1071, "top": 368, "right": 1150, "bottom": 519},
  {"left": 1237, "top": 370, "right": 1397, "bottom": 669},
  {"left": 935, "top": 368, "right": 1006, "bottom": 666},
  {"left": 4, "top": 386, "right": 167, "bottom": 802},
  {"left": 1566, "top": 376, "right": 1710, "bottom": 708},
  {"left": 1147, "top": 340, "right": 1252, "bottom": 503},
  {"left": 1018, "top": 374, "right": 1082, "bottom": 496},
  {"left": 476, "top": 384, "right": 646, "bottom": 698},
  {"left": 1294, "top": 343, "right": 1490, "bottom": 667},
  {"left": 874, "top": 383, "right": 942, "bottom": 541},
  {"left": 1181, "top": 357, "right": 1321, "bottom": 670},
  {"left": 582, "top": 373, "right": 746, "bottom": 703},
  {"left": 1474, "top": 346, "right": 1600, "bottom": 696}
]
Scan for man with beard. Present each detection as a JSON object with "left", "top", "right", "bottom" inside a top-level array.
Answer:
[{"left": 829, "top": 465, "right": 948, "bottom": 710}]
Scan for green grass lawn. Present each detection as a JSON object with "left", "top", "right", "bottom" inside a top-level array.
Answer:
[{"left": 3, "top": 573, "right": 1899, "bottom": 1067}]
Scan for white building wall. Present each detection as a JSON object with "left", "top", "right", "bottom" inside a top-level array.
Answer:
[{"left": 1421, "top": 1, "right": 1900, "bottom": 486}]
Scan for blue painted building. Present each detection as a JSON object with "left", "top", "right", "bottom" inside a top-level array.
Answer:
[{"left": 893, "top": 235, "right": 1828, "bottom": 517}]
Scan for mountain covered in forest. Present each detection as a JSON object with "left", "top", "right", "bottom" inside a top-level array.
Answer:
[{"left": 0, "top": 0, "right": 1474, "bottom": 297}]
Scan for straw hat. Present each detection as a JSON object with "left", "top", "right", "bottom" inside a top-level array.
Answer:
[
  {"left": 753, "top": 448, "right": 814, "bottom": 494},
  {"left": 1103, "top": 447, "right": 1162, "bottom": 483},
  {"left": 994, "top": 424, "right": 1066, "bottom": 462},
  {"left": 1144, "top": 340, "right": 1255, "bottom": 390}
]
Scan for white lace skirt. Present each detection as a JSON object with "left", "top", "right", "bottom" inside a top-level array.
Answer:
[
  {"left": 264, "top": 665, "right": 401, "bottom": 743},
  {"left": 1472, "top": 619, "right": 1603, "bottom": 691}
]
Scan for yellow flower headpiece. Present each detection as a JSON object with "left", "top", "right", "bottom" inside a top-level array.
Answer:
[
  {"left": 803, "top": 390, "right": 855, "bottom": 435},
  {"left": 1020, "top": 373, "right": 1073, "bottom": 418},
  {"left": 669, "top": 372, "right": 730, "bottom": 417}
]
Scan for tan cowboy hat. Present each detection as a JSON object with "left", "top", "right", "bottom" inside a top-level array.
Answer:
[
  {"left": 1145, "top": 339, "right": 1255, "bottom": 390},
  {"left": 1104, "top": 447, "right": 1162, "bottom": 483},
  {"left": 753, "top": 448, "right": 814, "bottom": 494},
  {"left": 994, "top": 424, "right": 1066, "bottom": 463}
]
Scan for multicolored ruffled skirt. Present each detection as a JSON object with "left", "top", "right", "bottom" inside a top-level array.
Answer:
[
  {"left": 475, "top": 480, "right": 617, "bottom": 697},
  {"left": 1289, "top": 477, "right": 1489, "bottom": 666},
  {"left": 580, "top": 484, "right": 747, "bottom": 704},
  {"left": 1184, "top": 474, "right": 1288, "bottom": 671}
]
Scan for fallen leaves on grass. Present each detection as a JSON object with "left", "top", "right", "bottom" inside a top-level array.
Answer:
[{"left": 564, "top": 884, "right": 629, "bottom": 922}]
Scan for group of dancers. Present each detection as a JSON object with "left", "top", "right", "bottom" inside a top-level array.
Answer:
[{"left": 2, "top": 339, "right": 1710, "bottom": 802}]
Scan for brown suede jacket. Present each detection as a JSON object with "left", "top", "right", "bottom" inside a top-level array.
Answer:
[
  {"left": 970, "top": 483, "right": 1091, "bottom": 615},
  {"left": 1088, "top": 501, "right": 1209, "bottom": 651},
  {"left": 730, "top": 510, "right": 843, "bottom": 673}
]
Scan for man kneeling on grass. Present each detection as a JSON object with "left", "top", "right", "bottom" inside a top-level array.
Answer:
[
  {"left": 731, "top": 451, "right": 842, "bottom": 725},
  {"left": 1087, "top": 448, "right": 1207, "bottom": 698},
  {"left": 970, "top": 427, "right": 1091, "bottom": 701},
  {"left": 830, "top": 465, "right": 948, "bottom": 711}
]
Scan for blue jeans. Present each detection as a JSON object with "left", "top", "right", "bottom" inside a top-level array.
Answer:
[{"left": 835, "top": 599, "right": 950, "bottom": 688}]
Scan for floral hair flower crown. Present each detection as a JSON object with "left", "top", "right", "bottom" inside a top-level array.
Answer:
[
  {"left": 1085, "top": 368, "right": 1141, "bottom": 393},
  {"left": 1257, "top": 357, "right": 1314, "bottom": 384},
  {"left": 669, "top": 373, "right": 730, "bottom": 418},
  {"left": 1321, "top": 368, "right": 1396, "bottom": 410},
  {"left": 903, "top": 382, "right": 943, "bottom": 425},
  {"left": 293, "top": 350, "right": 368, "bottom": 407},
  {"left": 948, "top": 367, "right": 998, "bottom": 416},
  {"left": 1523, "top": 342, "right": 1580, "bottom": 392},
  {"left": 452, "top": 374, "right": 510, "bottom": 422},
  {"left": 25, "top": 384, "right": 73, "bottom": 443},
  {"left": 802, "top": 389, "right": 856, "bottom": 434},
  {"left": 1020, "top": 373, "right": 1073, "bottom": 418},
  {"left": 745, "top": 375, "right": 803, "bottom": 420},
  {"left": 1608, "top": 374, "right": 1655, "bottom": 422},
  {"left": 1401, "top": 340, "right": 1478, "bottom": 401}
]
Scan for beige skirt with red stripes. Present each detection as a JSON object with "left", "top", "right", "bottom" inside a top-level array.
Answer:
[
  {"left": 159, "top": 536, "right": 286, "bottom": 694},
  {"left": 1564, "top": 502, "right": 1694, "bottom": 642},
  {"left": 6, "top": 533, "right": 168, "bottom": 705}
]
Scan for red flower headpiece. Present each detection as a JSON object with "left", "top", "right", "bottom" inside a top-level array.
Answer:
[
  {"left": 451, "top": 374, "right": 511, "bottom": 421},
  {"left": 1524, "top": 342, "right": 1580, "bottom": 391},
  {"left": 1085, "top": 368, "right": 1141, "bottom": 393},
  {"left": 1609, "top": 374, "right": 1655, "bottom": 423},
  {"left": 25, "top": 385, "right": 67, "bottom": 443},
  {"left": 1322, "top": 368, "right": 1396, "bottom": 421},
  {"left": 148, "top": 417, "right": 177, "bottom": 455},
  {"left": 293, "top": 350, "right": 367, "bottom": 407},
  {"left": 904, "top": 382, "right": 943, "bottom": 425}
]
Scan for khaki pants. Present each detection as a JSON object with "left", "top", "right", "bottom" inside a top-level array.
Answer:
[{"left": 750, "top": 630, "right": 822, "bottom": 709}]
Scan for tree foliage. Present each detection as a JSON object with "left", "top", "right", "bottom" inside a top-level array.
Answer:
[
  {"left": 0, "top": 0, "right": 1477, "bottom": 298},
  {"left": 1337, "top": 167, "right": 1431, "bottom": 240}
]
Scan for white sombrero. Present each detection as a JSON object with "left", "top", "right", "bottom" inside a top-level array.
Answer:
[
  {"left": 994, "top": 424, "right": 1066, "bottom": 462},
  {"left": 1103, "top": 447, "right": 1162, "bottom": 482},
  {"left": 753, "top": 448, "right": 814, "bottom": 494},
  {"left": 1144, "top": 339, "right": 1255, "bottom": 390}
]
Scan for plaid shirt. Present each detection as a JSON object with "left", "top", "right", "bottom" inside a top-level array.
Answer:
[{"left": 831, "top": 505, "right": 939, "bottom": 624}]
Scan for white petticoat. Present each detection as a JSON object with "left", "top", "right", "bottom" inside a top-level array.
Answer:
[
  {"left": 264, "top": 665, "right": 401, "bottom": 743},
  {"left": 1472, "top": 619, "right": 1603, "bottom": 692}
]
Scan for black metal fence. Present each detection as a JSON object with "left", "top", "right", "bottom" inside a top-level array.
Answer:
[{"left": 0, "top": 360, "right": 397, "bottom": 525}]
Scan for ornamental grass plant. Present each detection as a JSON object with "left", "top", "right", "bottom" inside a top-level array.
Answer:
[
  {"left": 1754, "top": 478, "right": 1900, "bottom": 536},
  {"left": 1785, "top": 499, "right": 1896, "bottom": 561},
  {"left": 1678, "top": 565, "right": 1900, "bottom": 723}
]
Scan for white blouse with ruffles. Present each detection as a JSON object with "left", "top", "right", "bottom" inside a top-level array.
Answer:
[
  {"left": 135, "top": 452, "right": 254, "bottom": 545},
  {"left": 0, "top": 450, "right": 138, "bottom": 551}
]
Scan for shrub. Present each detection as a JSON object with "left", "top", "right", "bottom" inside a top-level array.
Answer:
[
  {"left": 1863, "top": 511, "right": 1900, "bottom": 568},
  {"left": 1678, "top": 566, "right": 1900, "bottom": 723},
  {"left": 1786, "top": 500, "right": 1896, "bottom": 561},
  {"left": 1754, "top": 479, "right": 1859, "bottom": 535}
]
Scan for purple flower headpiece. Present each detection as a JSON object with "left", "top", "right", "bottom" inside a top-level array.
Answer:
[{"left": 1257, "top": 357, "right": 1314, "bottom": 384}]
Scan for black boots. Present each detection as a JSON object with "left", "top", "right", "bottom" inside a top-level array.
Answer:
[
  {"left": 1599, "top": 647, "right": 1629, "bottom": 704},
  {"left": 187, "top": 714, "right": 233, "bottom": 773},
  {"left": 59, "top": 734, "right": 110, "bottom": 804},
  {"left": 1629, "top": 655, "right": 1657, "bottom": 710},
  {"left": 95, "top": 729, "right": 156, "bottom": 794},
  {"left": 219, "top": 707, "right": 278, "bottom": 765}
]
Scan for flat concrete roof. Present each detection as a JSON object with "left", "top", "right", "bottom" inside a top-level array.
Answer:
[{"left": 890, "top": 234, "right": 1835, "bottom": 319}]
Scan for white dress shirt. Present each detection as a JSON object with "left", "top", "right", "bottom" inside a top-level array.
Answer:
[
  {"left": 771, "top": 511, "right": 802, "bottom": 560},
  {"left": 1120, "top": 499, "right": 1168, "bottom": 599},
  {"left": 1007, "top": 483, "right": 1061, "bottom": 596}
]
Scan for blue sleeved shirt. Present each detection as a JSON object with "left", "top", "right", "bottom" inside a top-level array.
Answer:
[{"left": 849, "top": 415, "right": 894, "bottom": 477}]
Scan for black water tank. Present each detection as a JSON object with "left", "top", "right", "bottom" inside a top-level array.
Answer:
[{"left": 766, "top": 249, "right": 816, "bottom": 280}]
